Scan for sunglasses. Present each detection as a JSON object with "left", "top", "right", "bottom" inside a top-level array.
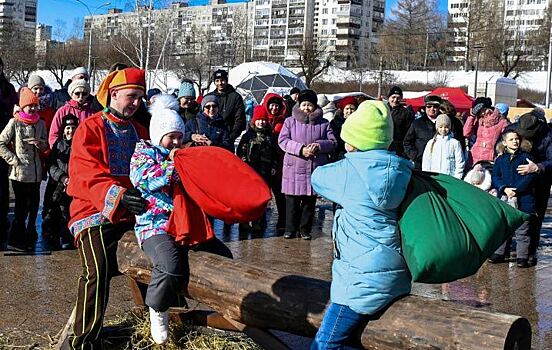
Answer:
[
  {"left": 204, "top": 104, "right": 218, "bottom": 110},
  {"left": 425, "top": 104, "right": 439, "bottom": 109},
  {"left": 74, "top": 92, "right": 89, "bottom": 97}
]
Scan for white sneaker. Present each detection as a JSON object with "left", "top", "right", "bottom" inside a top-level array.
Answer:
[{"left": 149, "top": 307, "right": 169, "bottom": 344}]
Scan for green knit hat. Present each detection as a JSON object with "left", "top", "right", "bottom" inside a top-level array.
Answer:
[{"left": 340, "top": 100, "right": 393, "bottom": 151}]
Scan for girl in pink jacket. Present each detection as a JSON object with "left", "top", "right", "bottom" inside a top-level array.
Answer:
[
  {"left": 48, "top": 80, "right": 94, "bottom": 147},
  {"left": 463, "top": 98, "right": 509, "bottom": 168}
]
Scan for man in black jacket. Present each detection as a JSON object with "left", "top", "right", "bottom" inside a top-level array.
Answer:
[
  {"left": 515, "top": 112, "right": 552, "bottom": 266},
  {"left": 387, "top": 86, "right": 414, "bottom": 158},
  {"left": 206, "top": 69, "right": 246, "bottom": 144},
  {"left": 403, "top": 95, "right": 464, "bottom": 169}
]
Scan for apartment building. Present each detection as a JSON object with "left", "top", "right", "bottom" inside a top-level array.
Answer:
[
  {"left": 85, "top": 0, "right": 253, "bottom": 67},
  {"left": 250, "top": 0, "right": 382, "bottom": 68},
  {"left": 447, "top": 0, "right": 549, "bottom": 68},
  {"left": 0, "top": 0, "right": 37, "bottom": 48},
  {"left": 85, "top": 0, "right": 379, "bottom": 68},
  {"left": 316, "top": 0, "right": 383, "bottom": 68}
]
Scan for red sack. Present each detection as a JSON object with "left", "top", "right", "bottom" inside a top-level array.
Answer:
[
  {"left": 166, "top": 184, "right": 214, "bottom": 246},
  {"left": 173, "top": 146, "right": 272, "bottom": 223}
]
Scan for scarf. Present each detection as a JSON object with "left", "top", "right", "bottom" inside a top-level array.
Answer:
[
  {"left": 480, "top": 109, "right": 502, "bottom": 128},
  {"left": 15, "top": 111, "right": 40, "bottom": 125}
]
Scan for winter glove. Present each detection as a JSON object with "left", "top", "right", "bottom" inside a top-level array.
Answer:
[{"left": 120, "top": 188, "right": 148, "bottom": 215}]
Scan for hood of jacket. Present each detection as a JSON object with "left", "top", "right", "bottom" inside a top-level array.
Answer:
[
  {"left": 345, "top": 150, "right": 413, "bottom": 210},
  {"left": 262, "top": 93, "right": 287, "bottom": 118},
  {"left": 291, "top": 104, "right": 324, "bottom": 125}
]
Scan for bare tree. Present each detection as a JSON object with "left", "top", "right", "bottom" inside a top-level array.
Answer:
[
  {"left": 1, "top": 23, "right": 36, "bottom": 85},
  {"left": 108, "top": 0, "right": 172, "bottom": 71},
  {"left": 375, "top": 0, "right": 443, "bottom": 71},
  {"left": 169, "top": 26, "right": 213, "bottom": 94},
  {"left": 45, "top": 40, "right": 87, "bottom": 88},
  {"left": 296, "top": 39, "right": 333, "bottom": 87}
]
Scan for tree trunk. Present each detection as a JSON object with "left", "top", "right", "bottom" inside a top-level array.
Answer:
[{"left": 117, "top": 232, "right": 531, "bottom": 350}]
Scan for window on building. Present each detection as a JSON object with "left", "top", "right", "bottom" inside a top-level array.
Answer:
[
  {"left": 322, "top": 19, "right": 328, "bottom": 24},
  {"left": 323, "top": 8, "right": 328, "bottom": 14}
]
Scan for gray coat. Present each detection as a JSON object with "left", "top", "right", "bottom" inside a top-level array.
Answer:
[
  {"left": 278, "top": 105, "right": 336, "bottom": 196},
  {"left": 0, "top": 117, "right": 47, "bottom": 182}
]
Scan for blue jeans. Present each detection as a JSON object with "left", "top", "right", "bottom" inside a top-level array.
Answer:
[{"left": 311, "top": 303, "right": 367, "bottom": 350}]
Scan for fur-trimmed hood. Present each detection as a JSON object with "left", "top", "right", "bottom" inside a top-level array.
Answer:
[
  {"left": 291, "top": 104, "right": 324, "bottom": 124},
  {"left": 495, "top": 138, "right": 532, "bottom": 156}
]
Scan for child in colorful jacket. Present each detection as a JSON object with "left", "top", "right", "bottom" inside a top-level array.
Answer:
[
  {"left": 311, "top": 101, "right": 413, "bottom": 349},
  {"left": 130, "top": 94, "right": 232, "bottom": 345}
]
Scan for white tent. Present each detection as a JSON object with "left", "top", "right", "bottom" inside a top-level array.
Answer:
[{"left": 226, "top": 62, "right": 308, "bottom": 104}]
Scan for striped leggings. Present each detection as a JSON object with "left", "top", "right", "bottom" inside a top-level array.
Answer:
[{"left": 70, "top": 222, "right": 132, "bottom": 350}]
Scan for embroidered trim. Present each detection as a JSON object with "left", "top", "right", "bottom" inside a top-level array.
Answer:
[
  {"left": 70, "top": 213, "right": 105, "bottom": 235},
  {"left": 102, "top": 184, "right": 124, "bottom": 219},
  {"left": 102, "top": 114, "right": 139, "bottom": 176}
]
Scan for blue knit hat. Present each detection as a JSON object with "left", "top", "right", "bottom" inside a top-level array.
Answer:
[
  {"left": 495, "top": 103, "right": 509, "bottom": 118},
  {"left": 178, "top": 81, "right": 196, "bottom": 99}
]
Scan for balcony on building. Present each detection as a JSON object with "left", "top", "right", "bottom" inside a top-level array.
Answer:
[{"left": 272, "top": 0, "right": 288, "bottom": 8}]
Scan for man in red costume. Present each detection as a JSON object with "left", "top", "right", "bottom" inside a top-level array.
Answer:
[{"left": 63, "top": 68, "right": 149, "bottom": 349}]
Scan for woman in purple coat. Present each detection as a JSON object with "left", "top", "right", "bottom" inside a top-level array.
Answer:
[{"left": 278, "top": 89, "right": 336, "bottom": 240}]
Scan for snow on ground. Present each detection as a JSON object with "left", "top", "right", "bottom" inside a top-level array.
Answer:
[
  {"left": 317, "top": 67, "right": 549, "bottom": 92},
  {"left": 14, "top": 67, "right": 550, "bottom": 93}
]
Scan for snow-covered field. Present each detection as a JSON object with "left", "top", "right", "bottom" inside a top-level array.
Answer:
[
  {"left": 318, "top": 67, "right": 549, "bottom": 92},
  {"left": 13, "top": 67, "right": 550, "bottom": 93}
]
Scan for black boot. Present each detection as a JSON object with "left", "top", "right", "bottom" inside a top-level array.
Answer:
[
  {"left": 283, "top": 231, "right": 295, "bottom": 239},
  {"left": 516, "top": 259, "right": 530, "bottom": 268},
  {"left": 487, "top": 254, "right": 506, "bottom": 264}
]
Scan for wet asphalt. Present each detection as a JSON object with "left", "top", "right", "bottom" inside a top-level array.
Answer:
[{"left": 0, "top": 184, "right": 551, "bottom": 349}]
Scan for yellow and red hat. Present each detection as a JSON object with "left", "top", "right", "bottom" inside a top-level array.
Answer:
[{"left": 96, "top": 67, "right": 146, "bottom": 107}]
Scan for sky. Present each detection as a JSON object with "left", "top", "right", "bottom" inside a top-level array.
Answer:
[{"left": 38, "top": 0, "right": 449, "bottom": 40}]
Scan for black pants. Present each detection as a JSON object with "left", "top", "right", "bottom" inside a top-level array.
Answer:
[
  {"left": 285, "top": 195, "right": 317, "bottom": 234},
  {"left": 528, "top": 177, "right": 552, "bottom": 257},
  {"left": 143, "top": 234, "right": 233, "bottom": 312},
  {"left": 69, "top": 222, "right": 132, "bottom": 350},
  {"left": 271, "top": 174, "right": 286, "bottom": 230},
  {"left": 41, "top": 178, "right": 58, "bottom": 234},
  {"left": 0, "top": 160, "right": 9, "bottom": 245},
  {"left": 10, "top": 180, "right": 40, "bottom": 246}
]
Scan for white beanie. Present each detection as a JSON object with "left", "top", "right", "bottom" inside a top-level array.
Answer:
[
  {"left": 72, "top": 66, "right": 88, "bottom": 79},
  {"left": 68, "top": 79, "right": 91, "bottom": 96},
  {"left": 148, "top": 94, "right": 186, "bottom": 146}
]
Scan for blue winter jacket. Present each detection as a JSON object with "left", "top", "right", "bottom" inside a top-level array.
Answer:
[
  {"left": 183, "top": 112, "right": 233, "bottom": 152},
  {"left": 312, "top": 149, "right": 413, "bottom": 315},
  {"left": 492, "top": 150, "right": 536, "bottom": 214}
]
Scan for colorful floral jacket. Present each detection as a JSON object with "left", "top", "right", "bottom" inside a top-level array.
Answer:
[{"left": 130, "top": 140, "right": 177, "bottom": 247}]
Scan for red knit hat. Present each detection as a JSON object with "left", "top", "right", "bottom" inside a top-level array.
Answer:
[
  {"left": 19, "top": 87, "right": 40, "bottom": 109},
  {"left": 337, "top": 96, "right": 358, "bottom": 110},
  {"left": 251, "top": 105, "right": 268, "bottom": 126}
]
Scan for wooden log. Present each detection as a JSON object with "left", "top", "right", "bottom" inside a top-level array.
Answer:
[{"left": 117, "top": 232, "right": 531, "bottom": 350}]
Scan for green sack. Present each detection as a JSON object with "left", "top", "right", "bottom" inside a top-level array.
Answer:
[{"left": 399, "top": 171, "right": 530, "bottom": 284}]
